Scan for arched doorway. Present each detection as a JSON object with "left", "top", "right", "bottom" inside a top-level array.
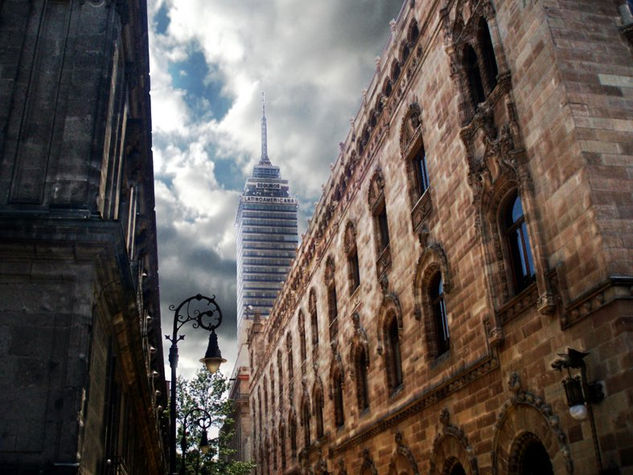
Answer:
[{"left": 509, "top": 432, "right": 553, "bottom": 475}]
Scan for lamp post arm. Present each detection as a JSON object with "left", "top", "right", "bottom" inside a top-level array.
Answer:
[{"left": 166, "top": 294, "right": 224, "bottom": 475}]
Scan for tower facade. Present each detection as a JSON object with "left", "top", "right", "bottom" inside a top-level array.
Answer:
[
  {"left": 236, "top": 104, "right": 299, "bottom": 328},
  {"left": 229, "top": 102, "right": 298, "bottom": 462}
]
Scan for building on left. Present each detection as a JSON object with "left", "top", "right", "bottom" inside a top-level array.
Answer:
[{"left": 0, "top": 1, "right": 167, "bottom": 474}]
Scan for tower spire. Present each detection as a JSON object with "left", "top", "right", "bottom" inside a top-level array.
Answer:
[{"left": 260, "top": 92, "right": 270, "bottom": 164}]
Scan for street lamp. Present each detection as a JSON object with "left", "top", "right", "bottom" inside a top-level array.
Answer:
[
  {"left": 166, "top": 294, "right": 227, "bottom": 475},
  {"left": 552, "top": 348, "right": 605, "bottom": 473},
  {"left": 180, "top": 407, "right": 213, "bottom": 475}
]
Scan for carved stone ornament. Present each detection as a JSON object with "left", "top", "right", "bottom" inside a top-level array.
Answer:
[
  {"left": 368, "top": 167, "right": 386, "bottom": 209},
  {"left": 325, "top": 256, "right": 336, "bottom": 284},
  {"left": 430, "top": 407, "right": 479, "bottom": 475},
  {"left": 399, "top": 102, "right": 423, "bottom": 155},
  {"left": 344, "top": 221, "right": 357, "bottom": 255},
  {"left": 491, "top": 372, "right": 573, "bottom": 474},
  {"left": 388, "top": 432, "right": 421, "bottom": 475},
  {"left": 328, "top": 351, "right": 344, "bottom": 400},
  {"left": 350, "top": 313, "right": 370, "bottom": 366},
  {"left": 416, "top": 242, "right": 453, "bottom": 294}
]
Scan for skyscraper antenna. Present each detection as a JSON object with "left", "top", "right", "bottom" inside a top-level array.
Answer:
[{"left": 260, "top": 92, "right": 270, "bottom": 164}]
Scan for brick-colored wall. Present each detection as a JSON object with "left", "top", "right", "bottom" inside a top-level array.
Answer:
[{"left": 248, "top": 1, "right": 633, "bottom": 474}]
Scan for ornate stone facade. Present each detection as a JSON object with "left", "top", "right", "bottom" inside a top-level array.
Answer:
[
  {"left": 249, "top": 0, "right": 633, "bottom": 474},
  {"left": 0, "top": 1, "right": 167, "bottom": 473}
]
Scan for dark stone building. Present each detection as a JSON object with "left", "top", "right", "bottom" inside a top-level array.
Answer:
[
  {"left": 0, "top": 1, "right": 167, "bottom": 473},
  {"left": 248, "top": 0, "right": 633, "bottom": 474}
]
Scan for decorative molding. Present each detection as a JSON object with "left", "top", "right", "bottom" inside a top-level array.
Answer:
[
  {"left": 430, "top": 408, "right": 478, "bottom": 475},
  {"left": 389, "top": 432, "right": 420, "bottom": 475},
  {"left": 399, "top": 102, "right": 423, "bottom": 155},
  {"left": 333, "top": 349, "right": 498, "bottom": 454},
  {"left": 492, "top": 372, "right": 572, "bottom": 474},
  {"left": 561, "top": 276, "right": 633, "bottom": 329}
]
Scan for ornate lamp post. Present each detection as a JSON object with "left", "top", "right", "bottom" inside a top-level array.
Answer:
[
  {"left": 166, "top": 294, "right": 227, "bottom": 475},
  {"left": 180, "top": 407, "right": 213, "bottom": 475}
]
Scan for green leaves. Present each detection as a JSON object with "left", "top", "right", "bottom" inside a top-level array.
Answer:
[{"left": 175, "top": 369, "right": 255, "bottom": 475}]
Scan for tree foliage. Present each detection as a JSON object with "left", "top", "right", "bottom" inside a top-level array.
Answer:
[{"left": 176, "top": 369, "right": 255, "bottom": 475}]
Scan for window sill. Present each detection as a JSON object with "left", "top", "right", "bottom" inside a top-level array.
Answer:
[
  {"left": 495, "top": 281, "right": 538, "bottom": 326},
  {"left": 430, "top": 348, "right": 450, "bottom": 369}
]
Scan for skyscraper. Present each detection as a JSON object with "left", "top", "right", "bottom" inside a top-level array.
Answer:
[
  {"left": 228, "top": 99, "right": 298, "bottom": 462},
  {"left": 235, "top": 101, "right": 298, "bottom": 327}
]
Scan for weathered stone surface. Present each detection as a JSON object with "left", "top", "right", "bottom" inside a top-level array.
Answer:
[
  {"left": 0, "top": 1, "right": 167, "bottom": 473},
  {"left": 248, "top": 1, "right": 633, "bottom": 474}
]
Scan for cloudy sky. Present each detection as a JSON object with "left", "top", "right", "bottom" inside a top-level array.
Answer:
[{"left": 148, "top": 0, "right": 406, "bottom": 379}]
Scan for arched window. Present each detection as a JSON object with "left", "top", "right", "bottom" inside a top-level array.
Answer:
[
  {"left": 431, "top": 273, "right": 450, "bottom": 356},
  {"left": 383, "top": 79, "right": 392, "bottom": 98},
  {"left": 314, "top": 388, "right": 324, "bottom": 439},
  {"left": 407, "top": 19, "right": 419, "bottom": 43},
  {"left": 309, "top": 289, "right": 319, "bottom": 348},
  {"left": 289, "top": 414, "right": 297, "bottom": 457},
  {"left": 348, "top": 247, "right": 360, "bottom": 293},
  {"left": 385, "top": 315, "right": 403, "bottom": 392},
  {"left": 277, "top": 351, "right": 283, "bottom": 409},
  {"left": 286, "top": 333, "right": 294, "bottom": 402},
  {"left": 356, "top": 346, "right": 370, "bottom": 412},
  {"left": 325, "top": 257, "right": 338, "bottom": 341},
  {"left": 302, "top": 400, "right": 311, "bottom": 448},
  {"left": 298, "top": 310, "right": 307, "bottom": 363},
  {"left": 333, "top": 372, "right": 345, "bottom": 428},
  {"left": 279, "top": 422, "right": 287, "bottom": 469},
  {"left": 344, "top": 222, "right": 361, "bottom": 294},
  {"left": 504, "top": 191, "right": 535, "bottom": 293},
  {"left": 271, "top": 429, "right": 278, "bottom": 472},
  {"left": 376, "top": 203, "right": 390, "bottom": 252},
  {"left": 269, "top": 367, "right": 275, "bottom": 416},
  {"left": 263, "top": 376, "right": 269, "bottom": 420},
  {"left": 478, "top": 17, "right": 498, "bottom": 92},
  {"left": 463, "top": 44, "right": 485, "bottom": 110},
  {"left": 413, "top": 143, "right": 430, "bottom": 198},
  {"left": 391, "top": 60, "right": 401, "bottom": 82},
  {"left": 257, "top": 388, "right": 263, "bottom": 435}
]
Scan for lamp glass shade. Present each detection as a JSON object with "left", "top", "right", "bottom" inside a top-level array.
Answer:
[
  {"left": 569, "top": 404, "right": 588, "bottom": 420},
  {"left": 200, "top": 355, "right": 226, "bottom": 374}
]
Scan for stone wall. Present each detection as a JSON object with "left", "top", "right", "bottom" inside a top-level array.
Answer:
[{"left": 0, "top": 1, "right": 167, "bottom": 473}]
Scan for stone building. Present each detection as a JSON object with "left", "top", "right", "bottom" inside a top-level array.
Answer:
[
  {"left": 0, "top": 1, "right": 167, "bottom": 473},
  {"left": 248, "top": 0, "right": 633, "bottom": 474}
]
